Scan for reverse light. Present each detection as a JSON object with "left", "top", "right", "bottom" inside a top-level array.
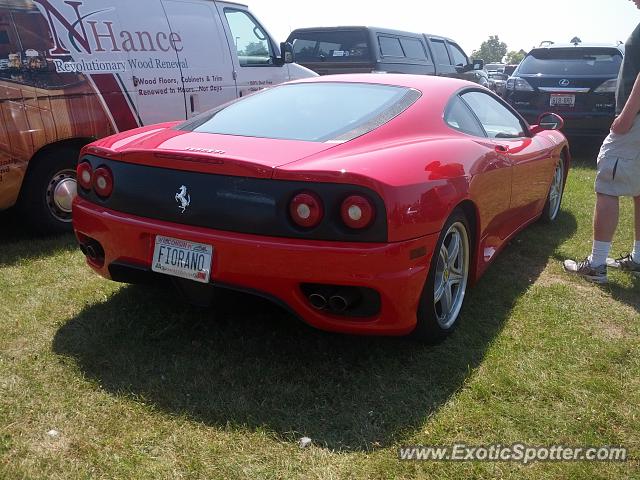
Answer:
[
  {"left": 594, "top": 78, "right": 618, "bottom": 93},
  {"left": 290, "top": 192, "right": 323, "bottom": 228},
  {"left": 93, "top": 166, "right": 114, "bottom": 198},
  {"left": 76, "top": 162, "right": 93, "bottom": 190},
  {"left": 340, "top": 195, "right": 374, "bottom": 229},
  {"left": 506, "top": 77, "right": 534, "bottom": 92}
]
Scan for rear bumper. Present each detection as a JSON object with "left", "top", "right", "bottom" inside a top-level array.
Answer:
[{"left": 73, "top": 198, "right": 438, "bottom": 336}]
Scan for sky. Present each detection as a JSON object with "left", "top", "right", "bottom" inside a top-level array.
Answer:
[{"left": 252, "top": 0, "right": 638, "bottom": 56}]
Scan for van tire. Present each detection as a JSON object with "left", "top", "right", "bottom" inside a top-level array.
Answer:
[{"left": 18, "top": 147, "right": 79, "bottom": 235}]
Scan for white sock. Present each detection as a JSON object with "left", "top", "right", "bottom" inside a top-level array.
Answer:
[
  {"left": 632, "top": 241, "right": 640, "bottom": 263},
  {"left": 589, "top": 240, "right": 611, "bottom": 267}
]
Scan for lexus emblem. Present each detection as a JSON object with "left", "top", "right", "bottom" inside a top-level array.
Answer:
[
  {"left": 559, "top": 79, "right": 570, "bottom": 87},
  {"left": 175, "top": 185, "right": 191, "bottom": 213}
]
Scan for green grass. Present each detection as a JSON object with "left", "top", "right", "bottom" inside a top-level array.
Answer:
[{"left": 1, "top": 155, "right": 639, "bottom": 479}]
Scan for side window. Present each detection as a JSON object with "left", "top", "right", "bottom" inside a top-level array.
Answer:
[
  {"left": 430, "top": 39, "right": 451, "bottom": 65},
  {"left": 224, "top": 9, "right": 273, "bottom": 66},
  {"left": 379, "top": 36, "right": 404, "bottom": 57},
  {"left": 400, "top": 38, "right": 428, "bottom": 61},
  {"left": 448, "top": 42, "right": 468, "bottom": 67},
  {"left": 292, "top": 39, "right": 317, "bottom": 61},
  {"left": 445, "top": 96, "right": 486, "bottom": 137},
  {"left": 461, "top": 91, "right": 527, "bottom": 138}
]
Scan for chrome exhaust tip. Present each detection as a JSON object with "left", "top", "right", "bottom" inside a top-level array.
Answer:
[
  {"left": 308, "top": 293, "right": 328, "bottom": 310},
  {"left": 329, "top": 289, "right": 361, "bottom": 313}
]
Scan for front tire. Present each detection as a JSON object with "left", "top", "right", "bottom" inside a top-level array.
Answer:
[
  {"left": 18, "top": 147, "right": 79, "bottom": 235},
  {"left": 541, "top": 155, "right": 566, "bottom": 223},
  {"left": 412, "top": 209, "right": 471, "bottom": 343}
]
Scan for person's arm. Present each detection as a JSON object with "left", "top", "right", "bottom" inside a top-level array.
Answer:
[{"left": 612, "top": 71, "right": 640, "bottom": 134}]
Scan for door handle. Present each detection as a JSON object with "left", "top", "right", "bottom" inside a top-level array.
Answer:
[{"left": 495, "top": 144, "right": 509, "bottom": 154}]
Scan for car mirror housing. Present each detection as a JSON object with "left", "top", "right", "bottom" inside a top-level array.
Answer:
[
  {"left": 277, "top": 41, "right": 294, "bottom": 65},
  {"left": 472, "top": 59, "right": 484, "bottom": 70},
  {"left": 530, "top": 112, "right": 564, "bottom": 134}
]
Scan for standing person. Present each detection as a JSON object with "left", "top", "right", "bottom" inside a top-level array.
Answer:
[{"left": 564, "top": 0, "right": 640, "bottom": 283}]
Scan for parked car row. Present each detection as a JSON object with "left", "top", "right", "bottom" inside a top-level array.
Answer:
[{"left": 0, "top": 0, "right": 588, "bottom": 342}]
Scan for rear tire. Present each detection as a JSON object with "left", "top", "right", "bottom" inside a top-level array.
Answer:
[
  {"left": 412, "top": 209, "right": 471, "bottom": 344},
  {"left": 18, "top": 147, "right": 79, "bottom": 235},
  {"left": 540, "top": 155, "right": 566, "bottom": 223}
]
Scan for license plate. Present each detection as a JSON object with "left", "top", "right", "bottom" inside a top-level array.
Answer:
[
  {"left": 550, "top": 94, "right": 575, "bottom": 107},
  {"left": 152, "top": 235, "right": 213, "bottom": 283}
]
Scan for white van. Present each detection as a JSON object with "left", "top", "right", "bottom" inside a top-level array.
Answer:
[{"left": 0, "top": 0, "right": 315, "bottom": 232}]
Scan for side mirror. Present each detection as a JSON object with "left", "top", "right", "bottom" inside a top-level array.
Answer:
[
  {"left": 278, "top": 41, "right": 294, "bottom": 65},
  {"left": 472, "top": 58, "right": 484, "bottom": 70},
  {"left": 530, "top": 112, "right": 564, "bottom": 134}
]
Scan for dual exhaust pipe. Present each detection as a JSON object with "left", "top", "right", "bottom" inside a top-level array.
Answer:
[
  {"left": 77, "top": 236, "right": 105, "bottom": 266},
  {"left": 308, "top": 287, "right": 361, "bottom": 313}
]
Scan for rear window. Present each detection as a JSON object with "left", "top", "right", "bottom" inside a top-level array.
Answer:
[
  {"left": 289, "top": 30, "right": 370, "bottom": 63},
  {"left": 180, "top": 83, "right": 420, "bottom": 143},
  {"left": 518, "top": 48, "right": 623, "bottom": 75}
]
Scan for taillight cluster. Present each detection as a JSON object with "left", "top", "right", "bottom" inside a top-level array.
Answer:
[
  {"left": 289, "top": 191, "right": 375, "bottom": 230},
  {"left": 76, "top": 161, "right": 114, "bottom": 198}
]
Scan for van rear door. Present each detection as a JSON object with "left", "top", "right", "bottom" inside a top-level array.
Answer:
[{"left": 161, "top": 0, "right": 237, "bottom": 117}]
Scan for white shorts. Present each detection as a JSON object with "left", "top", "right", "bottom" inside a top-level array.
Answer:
[{"left": 595, "top": 116, "right": 640, "bottom": 197}]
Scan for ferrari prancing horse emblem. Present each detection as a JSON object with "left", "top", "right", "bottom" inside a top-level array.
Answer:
[{"left": 175, "top": 185, "right": 191, "bottom": 213}]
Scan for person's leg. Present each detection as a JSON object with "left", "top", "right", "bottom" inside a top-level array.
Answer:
[
  {"left": 633, "top": 195, "right": 640, "bottom": 262},
  {"left": 607, "top": 194, "right": 640, "bottom": 273},
  {"left": 594, "top": 193, "right": 620, "bottom": 242},
  {"left": 563, "top": 193, "right": 616, "bottom": 284}
]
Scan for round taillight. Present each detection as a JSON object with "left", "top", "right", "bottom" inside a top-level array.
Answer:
[
  {"left": 93, "top": 166, "right": 113, "bottom": 198},
  {"left": 341, "top": 195, "right": 374, "bottom": 229},
  {"left": 289, "top": 192, "right": 323, "bottom": 228},
  {"left": 76, "top": 162, "right": 93, "bottom": 190}
]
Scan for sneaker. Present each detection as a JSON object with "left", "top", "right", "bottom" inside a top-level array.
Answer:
[
  {"left": 563, "top": 257, "right": 608, "bottom": 284},
  {"left": 606, "top": 253, "right": 640, "bottom": 276}
]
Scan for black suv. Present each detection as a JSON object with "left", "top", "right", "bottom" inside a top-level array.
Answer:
[
  {"left": 505, "top": 44, "right": 624, "bottom": 138},
  {"left": 286, "top": 26, "right": 488, "bottom": 86}
]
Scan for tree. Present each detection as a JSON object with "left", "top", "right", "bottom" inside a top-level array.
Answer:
[
  {"left": 504, "top": 49, "right": 526, "bottom": 65},
  {"left": 471, "top": 35, "right": 508, "bottom": 63}
]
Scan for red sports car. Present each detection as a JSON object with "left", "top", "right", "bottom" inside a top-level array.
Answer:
[{"left": 73, "top": 74, "right": 569, "bottom": 342}]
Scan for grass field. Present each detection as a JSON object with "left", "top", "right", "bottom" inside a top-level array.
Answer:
[{"left": 1, "top": 153, "right": 639, "bottom": 479}]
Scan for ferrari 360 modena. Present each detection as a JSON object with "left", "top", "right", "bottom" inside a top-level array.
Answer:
[{"left": 73, "top": 74, "right": 569, "bottom": 342}]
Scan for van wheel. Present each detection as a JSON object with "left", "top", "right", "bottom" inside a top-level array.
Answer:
[
  {"left": 540, "top": 155, "right": 566, "bottom": 223},
  {"left": 18, "top": 147, "right": 79, "bottom": 235},
  {"left": 412, "top": 209, "right": 471, "bottom": 344}
]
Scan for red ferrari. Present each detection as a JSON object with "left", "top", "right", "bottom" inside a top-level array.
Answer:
[{"left": 73, "top": 74, "right": 569, "bottom": 342}]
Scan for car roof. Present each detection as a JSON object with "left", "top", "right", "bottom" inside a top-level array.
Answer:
[
  {"left": 287, "top": 26, "right": 457, "bottom": 43},
  {"left": 289, "top": 73, "right": 478, "bottom": 95},
  {"left": 531, "top": 43, "right": 624, "bottom": 53}
]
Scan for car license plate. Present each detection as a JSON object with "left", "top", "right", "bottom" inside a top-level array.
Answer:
[
  {"left": 550, "top": 94, "right": 575, "bottom": 107},
  {"left": 151, "top": 235, "right": 213, "bottom": 283}
]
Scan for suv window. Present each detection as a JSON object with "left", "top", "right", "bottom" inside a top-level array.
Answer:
[
  {"left": 445, "top": 96, "right": 486, "bottom": 137},
  {"left": 289, "top": 30, "right": 370, "bottom": 62},
  {"left": 461, "top": 91, "right": 526, "bottom": 138},
  {"left": 448, "top": 42, "right": 468, "bottom": 67},
  {"left": 379, "top": 36, "right": 404, "bottom": 57},
  {"left": 518, "top": 48, "right": 623, "bottom": 75},
  {"left": 224, "top": 9, "right": 273, "bottom": 66},
  {"left": 430, "top": 39, "right": 451, "bottom": 65},
  {"left": 400, "top": 38, "right": 428, "bottom": 60}
]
